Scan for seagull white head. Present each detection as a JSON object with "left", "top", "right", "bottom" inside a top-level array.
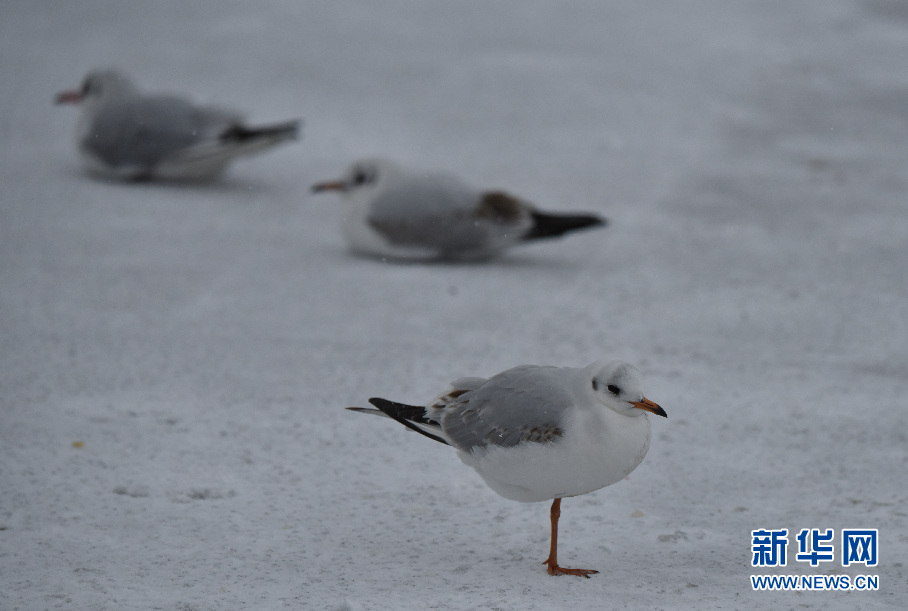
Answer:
[
  {"left": 55, "top": 69, "right": 136, "bottom": 106},
  {"left": 587, "top": 360, "right": 666, "bottom": 418},
  {"left": 311, "top": 158, "right": 390, "bottom": 196}
]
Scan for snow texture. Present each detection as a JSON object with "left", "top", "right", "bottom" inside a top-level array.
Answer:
[{"left": 1, "top": 1, "right": 907, "bottom": 609}]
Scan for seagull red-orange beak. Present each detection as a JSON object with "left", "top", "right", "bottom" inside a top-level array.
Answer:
[
  {"left": 55, "top": 89, "right": 83, "bottom": 105},
  {"left": 311, "top": 179, "right": 347, "bottom": 193},
  {"left": 631, "top": 397, "right": 667, "bottom": 418}
]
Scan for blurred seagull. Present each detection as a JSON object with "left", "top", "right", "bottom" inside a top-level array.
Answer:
[
  {"left": 348, "top": 359, "right": 666, "bottom": 577},
  {"left": 312, "top": 158, "right": 606, "bottom": 260},
  {"left": 55, "top": 69, "right": 300, "bottom": 181}
]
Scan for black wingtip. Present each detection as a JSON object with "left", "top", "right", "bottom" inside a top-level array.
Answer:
[
  {"left": 220, "top": 119, "right": 301, "bottom": 142},
  {"left": 524, "top": 211, "right": 607, "bottom": 241},
  {"left": 367, "top": 397, "right": 392, "bottom": 409},
  {"left": 367, "top": 397, "right": 449, "bottom": 445}
]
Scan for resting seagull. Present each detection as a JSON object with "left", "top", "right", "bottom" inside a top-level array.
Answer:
[
  {"left": 55, "top": 69, "right": 300, "bottom": 181},
  {"left": 312, "top": 158, "right": 606, "bottom": 260}
]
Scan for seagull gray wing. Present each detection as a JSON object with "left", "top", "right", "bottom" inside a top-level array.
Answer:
[
  {"left": 448, "top": 377, "right": 487, "bottom": 392},
  {"left": 427, "top": 376, "right": 488, "bottom": 411},
  {"left": 439, "top": 365, "right": 573, "bottom": 452},
  {"left": 81, "top": 95, "right": 239, "bottom": 170},
  {"left": 367, "top": 174, "right": 512, "bottom": 253}
]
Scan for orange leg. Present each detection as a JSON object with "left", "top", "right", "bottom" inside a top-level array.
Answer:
[{"left": 542, "top": 498, "right": 599, "bottom": 578}]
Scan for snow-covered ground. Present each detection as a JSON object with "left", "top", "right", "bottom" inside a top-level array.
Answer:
[{"left": 2, "top": 2, "right": 906, "bottom": 609}]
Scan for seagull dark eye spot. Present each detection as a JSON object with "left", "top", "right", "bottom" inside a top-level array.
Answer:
[
  {"left": 352, "top": 166, "right": 375, "bottom": 186},
  {"left": 592, "top": 379, "right": 599, "bottom": 391},
  {"left": 607, "top": 384, "right": 621, "bottom": 396}
]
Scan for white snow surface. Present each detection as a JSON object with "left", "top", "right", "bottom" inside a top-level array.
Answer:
[{"left": 2, "top": 2, "right": 907, "bottom": 609}]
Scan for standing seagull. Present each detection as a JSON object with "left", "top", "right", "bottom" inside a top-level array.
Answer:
[
  {"left": 312, "top": 158, "right": 606, "bottom": 260},
  {"left": 55, "top": 69, "right": 300, "bottom": 181},
  {"left": 348, "top": 359, "right": 667, "bottom": 577}
]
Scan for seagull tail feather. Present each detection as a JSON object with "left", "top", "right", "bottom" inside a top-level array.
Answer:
[
  {"left": 523, "top": 211, "right": 607, "bottom": 241},
  {"left": 345, "top": 397, "right": 449, "bottom": 445},
  {"left": 219, "top": 119, "right": 301, "bottom": 145}
]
